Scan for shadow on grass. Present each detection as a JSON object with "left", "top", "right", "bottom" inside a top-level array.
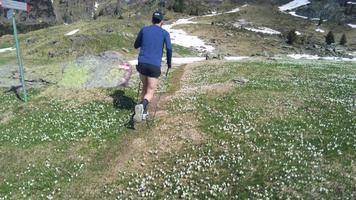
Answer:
[
  {"left": 110, "top": 90, "right": 136, "bottom": 110},
  {"left": 110, "top": 90, "right": 137, "bottom": 130},
  {"left": 4, "top": 85, "right": 24, "bottom": 101}
]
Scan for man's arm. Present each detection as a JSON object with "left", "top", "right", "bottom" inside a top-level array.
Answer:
[
  {"left": 134, "top": 29, "right": 143, "bottom": 49},
  {"left": 165, "top": 32, "right": 173, "bottom": 68}
]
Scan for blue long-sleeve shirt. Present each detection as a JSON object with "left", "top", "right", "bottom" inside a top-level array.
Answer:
[{"left": 134, "top": 25, "right": 172, "bottom": 68}]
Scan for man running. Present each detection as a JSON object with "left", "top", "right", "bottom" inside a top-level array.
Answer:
[{"left": 133, "top": 11, "right": 172, "bottom": 122}]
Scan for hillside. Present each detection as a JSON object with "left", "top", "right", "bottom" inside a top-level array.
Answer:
[
  {"left": 1, "top": 0, "right": 355, "bottom": 35},
  {"left": 0, "top": 0, "right": 355, "bottom": 199}
]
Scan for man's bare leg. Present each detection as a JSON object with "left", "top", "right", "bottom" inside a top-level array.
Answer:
[{"left": 144, "top": 76, "right": 159, "bottom": 102}]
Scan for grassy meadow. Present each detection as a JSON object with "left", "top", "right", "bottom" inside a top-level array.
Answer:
[{"left": 0, "top": 60, "right": 355, "bottom": 199}]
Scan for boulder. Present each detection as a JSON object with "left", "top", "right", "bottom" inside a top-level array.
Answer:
[{"left": 205, "top": 52, "right": 224, "bottom": 60}]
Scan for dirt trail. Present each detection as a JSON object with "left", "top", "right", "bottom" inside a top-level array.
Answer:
[
  {"left": 109, "top": 60, "right": 240, "bottom": 176},
  {"left": 61, "top": 64, "right": 205, "bottom": 197},
  {"left": 87, "top": 63, "right": 208, "bottom": 189}
]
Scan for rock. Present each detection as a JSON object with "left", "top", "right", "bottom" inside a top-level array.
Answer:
[
  {"left": 254, "top": 51, "right": 269, "bottom": 57},
  {"left": 263, "top": 51, "right": 269, "bottom": 57},
  {"left": 205, "top": 53, "right": 224, "bottom": 60},
  {"left": 70, "top": 51, "right": 130, "bottom": 89},
  {"left": 210, "top": 39, "right": 216, "bottom": 44},
  {"left": 65, "top": 48, "right": 73, "bottom": 54},
  {"left": 51, "top": 40, "right": 59, "bottom": 45},
  {"left": 48, "top": 50, "right": 57, "bottom": 58},
  {"left": 122, "top": 48, "right": 130, "bottom": 53},
  {"left": 226, "top": 32, "right": 233, "bottom": 37},
  {"left": 313, "top": 44, "right": 321, "bottom": 49},
  {"left": 98, "top": 51, "right": 126, "bottom": 64},
  {"left": 26, "top": 38, "right": 36, "bottom": 45},
  {"left": 106, "top": 26, "right": 114, "bottom": 33},
  {"left": 232, "top": 78, "right": 249, "bottom": 85}
]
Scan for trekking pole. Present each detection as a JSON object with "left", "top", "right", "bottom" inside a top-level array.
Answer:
[
  {"left": 136, "top": 80, "right": 141, "bottom": 103},
  {"left": 151, "top": 68, "right": 170, "bottom": 123}
]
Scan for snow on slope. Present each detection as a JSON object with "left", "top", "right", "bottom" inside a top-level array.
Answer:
[
  {"left": 163, "top": 19, "right": 214, "bottom": 53},
  {"left": 226, "top": 8, "right": 241, "bottom": 14},
  {"left": 65, "top": 29, "right": 80, "bottom": 36},
  {"left": 95, "top": 2, "right": 99, "bottom": 11},
  {"left": 348, "top": 24, "right": 356, "bottom": 28},
  {"left": 288, "top": 54, "right": 356, "bottom": 62},
  {"left": 279, "top": 0, "right": 310, "bottom": 11},
  {"left": 288, "top": 11, "right": 320, "bottom": 20},
  {"left": 128, "top": 56, "right": 249, "bottom": 66},
  {"left": 203, "top": 5, "right": 242, "bottom": 17},
  {"left": 162, "top": 7, "right": 242, "bottom": 53},
  {"left": 315, "top": 28, "right": 325, "bottom": 33},
  {"left": 279, "top": 0, "right": 321, "bottom": 20},
  {"left": 0, "top": 47, "right": 15, "bottom": 53},
  {"left": 244, "top": 27, "right": 281, "bottom": 35}
]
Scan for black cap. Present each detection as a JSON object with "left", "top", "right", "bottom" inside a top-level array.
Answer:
[{"left": 152, "top": 11, "right": 164, "bottom": 22}]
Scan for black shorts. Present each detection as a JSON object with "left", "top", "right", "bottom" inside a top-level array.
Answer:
[{"left": 136, "top": 63, "right": 161, "bottom": 78}]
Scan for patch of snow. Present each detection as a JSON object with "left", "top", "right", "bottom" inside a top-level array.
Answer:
[
  {"left": 288, "top": 54, "right": 356, "bottom": 62},
  {"left": 226, "top": 8, "right": 240, "bottom": 14},
  {"left": 128, "top": 56, "right": 249, "bottom": 66},
  {"left": 347, "top": 1, "right": 356, "bottom": 5},
  {"left": 225, "top": 56, "right": 249, "bottom": 61},
  {"left": 242, "top": 4, "right": 248, "bottom": 8},
  {"left": 203, "top": 11, "right": 221, "bottom": 17},
  {"left": 321, "top": 57, "right": 356, "bottom": 62},
  {"left": 0, "top": 47, "right": 15, "bottom": 53},
  {"left": 347, "top": 24, "right": 356, "bottom": 28},
  {"left": 315, "top": 28, "right": 325, "bottom": 33},
  {"left": 244, "top": 27, "right": 281, "bottom": 35},
  {"left": 171, "top": 57, "right": 206, "bottom": 64},
  {"left": 163, "top": 18, "right": 214, "bottom": 52},
  {"left": 295, "top": 31, "right": 301, "bottom": 35},
  {"left": 173, "top": 17, "right": 197, "bottom": 25},
  {"left": 203, "top": 7, "right": 241, "bottom": 17},
  {"left": 279, "top": 1, "right": 322, "bottom": 20},
  {"left": 288, "top": 11, "right": 307, "bottom": 19},
  {"left": 65, "top": 29, "right": 80, "bottom": 36},
  {"left": 128, "top": 57, "right": 205, "bottom": 66},
  {"left": 288, "top": 54, "right": 319, "bottom": 60},
  {"left": 288, "top": 11, "right": 320, "bottom": 20},
  {"left": 279, "top": 0, "right": 310, "bottom": 11},
  {"left": 233, "top": 19, "right": 251, "bottom": 28},
  {"left": 95, "top": 2, "right": 99, "bottom": 11}
]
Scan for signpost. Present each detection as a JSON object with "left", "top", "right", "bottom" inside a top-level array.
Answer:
[{"left": 0, "top": 0, "right": 30, "bottom": 102}]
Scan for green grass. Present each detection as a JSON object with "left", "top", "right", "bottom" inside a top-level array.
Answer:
[
  {"left": 0, "top": 41, "right": 12, "bottom": 49},
  {"left": 0, "top": 17, "right": 145, "bottom": 66},
  {"left": 110, "top": 60, "right": 355, "bottom": 199},
  {"left": 1, "top": 58, "right": 355, "bottom": 199},
  {"left": 0, "top": 86, "right": 137, "bottom": 199},
  {"left": 188, "top": 61, "right": 355, "bottom": 198},
  {"left": 172, "top": 44, "right": 196, "bottom": 57},
  {"left": 0, "top": 55, "right": 14, "bottom": 65}
]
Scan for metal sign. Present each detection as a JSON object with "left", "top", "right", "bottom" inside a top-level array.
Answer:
[
  {"left": 1, "top": 0, "right": 30, "bottom": 12},
  {"left": 0, "top": 0, "right": 29, "bottom": 102},
  {"left": 6, "top": 8, "right": 13, "bottom": 19}
]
